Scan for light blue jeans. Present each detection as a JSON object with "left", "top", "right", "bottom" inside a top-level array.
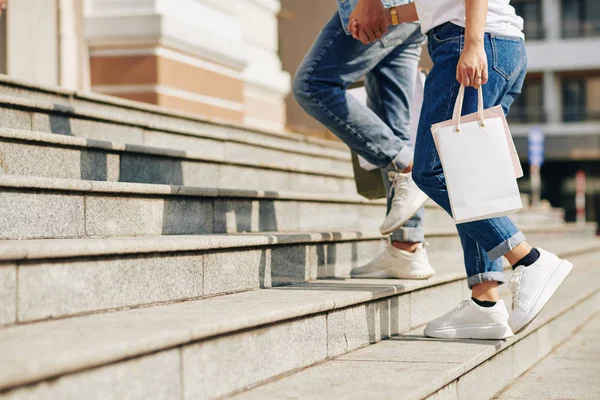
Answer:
[
  {"left": 293, "top": 12, "right": 426, "bottom": 243},
  {"left": 412, "top": 23, "right": 528, "bottom": 288}
]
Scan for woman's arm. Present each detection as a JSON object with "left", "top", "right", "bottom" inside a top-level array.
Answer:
[
  {"left": 457, "top": 0, "right": 489, "bottom": 88},
  {"left": 350, "top": 3, "right": 418, "bottom": 43}
]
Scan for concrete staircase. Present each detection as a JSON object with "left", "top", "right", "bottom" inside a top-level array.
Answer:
[{"left": 0, "top": 75, "right": 598, "bottom": 400}]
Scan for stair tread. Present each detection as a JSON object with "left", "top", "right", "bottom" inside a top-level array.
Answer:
[
  {"left": 494, "top": 313, "right": 600, "bottom": 400},
  {"left": 232, "top": 252, "right": 600, "bottom": 400},
  {"left": 0, "top": 261, "right": 465, "bottom": 390},
  {"left": 1, "top": 229, "right": 596, "bottom": 262},
  {"left": 0, "top": 74, "right": 349, "bottom": 151},
  {"left": 0, "top": 173, "right": 384, "bottom": 204},
  {"left": 0, "top": 93, "right": 350, "bottom": 161},
  {"left": 0, "top": 127, "right": 354, "bottom": 179},
  {"left": 1, "top": 240, "right": 598, "bottom": 392}
]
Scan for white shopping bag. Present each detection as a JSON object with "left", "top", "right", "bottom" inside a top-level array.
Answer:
[{"left": 431, "top": 85, "right": 523, "bottom": 224}]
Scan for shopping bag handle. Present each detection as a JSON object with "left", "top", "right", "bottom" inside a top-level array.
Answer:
[{"left": 452, "top": 85, "right": 485, "bottom": 132}]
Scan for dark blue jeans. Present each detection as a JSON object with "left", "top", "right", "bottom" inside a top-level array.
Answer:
[{"left": 413, "top": 23, "right": 528, "bottom": 288}]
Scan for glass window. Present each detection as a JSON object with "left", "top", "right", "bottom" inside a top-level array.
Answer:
[
  {"left": 562, "top": 0, "right": 600, "bottom": 38},
  {"left": 512, "top": 0, "right": 544, "bottom": 39},
  {"left": 508, "top": 79, "right": 545, "bottom": 123},
  {"left": 562, "top": 79, "right": 586, "bottom": 122}
]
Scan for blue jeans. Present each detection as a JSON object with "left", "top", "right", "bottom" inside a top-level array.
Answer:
[
  {"left": 412, "top": 23, "right": 528, "bottom": 288},
  {"left": 293, "top": 13, "right": 426, "bottom": 243}
]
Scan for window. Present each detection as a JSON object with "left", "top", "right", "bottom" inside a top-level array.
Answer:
[
  {"left": 562, "top": 0, "right": 600, "bottom": 38},
  {"left": 508, "top": 79, "right": 545, "bottom": 123},
  {"left": 512, "top": 0, "right": 544, "bottom": 40},
  {"left": 562, "top": 79, "right": 586, "bottom": 122}
]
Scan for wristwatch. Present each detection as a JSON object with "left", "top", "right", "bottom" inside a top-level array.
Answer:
[{"left": 390, "top": 7, "right": 399, "bottom": 25}]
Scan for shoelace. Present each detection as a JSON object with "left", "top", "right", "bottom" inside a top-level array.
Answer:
[
  {"left": 389, "top": 172, "right": 409, "bottom": 205},
  {"left": 448, "top": 300, "right": 470, "bottom": 315},
  {"left": 508, "top": 271, "right": 524, "bottom": 309}
]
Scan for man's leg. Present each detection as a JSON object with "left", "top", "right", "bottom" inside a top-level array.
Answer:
[
  {"left": 293, "top": 13, "right": 419, "bottom": 171},
  {"left": 293, "top": 14, "right": 433, "bottom": 279},
  {"left": 363, "top": 39, "right": 425, "bottom": 248}
]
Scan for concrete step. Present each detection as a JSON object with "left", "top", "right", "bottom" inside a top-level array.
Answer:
[
  {"left": 1, "top": 240, "right": 598, "bottom": 400},
  {"left": 1, "top": 226, "right": 595, "bottom": 327},
  {"left": 0, "top": 231, "right": 384, "bottom": 325},
  {"left": 493, "top": 313, "right": 600, "bottom": 400},
  {"left": 0, "top": 174, "right": 574, "bottom": 240},
  {"left": 0, "top": 75, "right": 348, "bottom": 155},
  {"left": 0, "top": 85, "right": 353, "bottom": 176},
  {"left": 230, "top": 250, "right": 600, "bottom": 400},
  {"left": 0, "top": 174, "right": 387, "bottom": 239},
  {"left": 0, "top": 127, "right": 356, "bottom": 195}
]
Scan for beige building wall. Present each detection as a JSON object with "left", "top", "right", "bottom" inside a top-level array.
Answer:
[
  {"left": 6, "top": 0, "right": 60, "bottom": 86},
  {"left": 279, "top": 0, "right": 338, "bottom": 140},
  {"left": 0, "top": 0, "right": 290, "bottom": 131}
]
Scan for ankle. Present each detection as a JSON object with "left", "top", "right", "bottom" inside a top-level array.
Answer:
[
  {"left": 505, "top": 242, "right": 534, "bottom": 266},
  {"left": 471, "top": 281, "right": 500, "bottom": 302},
  {"left": 391, "top": 241, "right": 419, "bottom": 253}
]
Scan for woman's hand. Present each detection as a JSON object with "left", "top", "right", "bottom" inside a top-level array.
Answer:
[{"left": 456, "top": 42, "right": 488, "bottom": 88}]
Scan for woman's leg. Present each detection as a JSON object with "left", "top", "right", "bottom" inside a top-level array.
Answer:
[
  {"left": 417, "top": 25, "right": 573, "bottom": 339},
  {"left": 412, "top": 27, "right": 527, "bottom": 292}
]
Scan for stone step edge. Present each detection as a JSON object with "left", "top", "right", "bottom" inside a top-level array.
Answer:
[
  {"left": 236, "top": 271, "right": 599, "bottom": 400},
  {"left": 0, "top": 245, "right": 596, "bottom": 394},
  {"left": 0, "top": 174, "right": 387, "bottom": 205},
  {"left": 2, "top": 227, "right": 594, "bottom": 263},
  {"left": 0, "top": 265, "right": 476, "bottom": 391},
  {"left": 423, "top": 291, "right": 599, "bottom": 400},
  {"left": 0, "top": 95, "right": 351, "bottom": 162},
  {"left": 0, "top": 231, "right": 385, "bottom": 262},
  {"left": 0, "top": 74, "right": 349, "bottom": 152},
  {"left": 0, "top": 127, "right": 355, "bottom": 180}
]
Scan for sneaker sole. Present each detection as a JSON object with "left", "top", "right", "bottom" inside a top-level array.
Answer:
[
  {"left": 424, "top": 323, "right": 513, "bottom": 340},
  {"left": 379, "top": 191, "right": 429, "bottom": 235},
  {"left": 509, "top": 259, "right": 573, "bottom": 335},
  {"left": 351, "top": 266, "right": 435, "bottom": 280}
]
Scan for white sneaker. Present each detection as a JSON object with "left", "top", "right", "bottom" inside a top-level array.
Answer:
[
  {"left": 508, "top": 248, "right": 573, "bottom": 334},
  {"left": 424, "top": 299, "right": 514, "bottom": 340},
  {"left": 380, "top": 171, "right": 429, "bottom": 235},
  {"left": 350, "top": 242, "right": 435, "bottom": 279}
]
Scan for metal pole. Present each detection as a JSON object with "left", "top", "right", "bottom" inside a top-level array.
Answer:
[{"left": 531, "top": 164, "right": 541, "bottom": 208}]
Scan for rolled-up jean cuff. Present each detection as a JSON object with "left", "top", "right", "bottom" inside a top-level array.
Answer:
[
  {"left": 391, "top": 146, "right": 414, "bottom": 171},
  {"left": 467, "top": 271, "right": 506, "bottom": 289},
  {"left": 487, "top": 231, "right": 527, "bottom": 260},
  {"left": 390, "top": 227, "right": 425, "bottom": 243}
]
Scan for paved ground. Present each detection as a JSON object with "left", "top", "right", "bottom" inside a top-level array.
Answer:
[{"left": 495, "top": 313, "right": 600, "bottom": 400}]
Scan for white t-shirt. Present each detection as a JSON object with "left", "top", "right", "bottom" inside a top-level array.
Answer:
[{"left": 414, "top": 0, "right": 524, "bottom": 38}]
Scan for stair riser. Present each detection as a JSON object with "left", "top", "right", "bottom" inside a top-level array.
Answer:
[
  {"left": 0, "top": 106, "right": 353, "bottom": 176},
  {"left": 0, "top": 279, "right": 468, "bottom": 400},
  {"left": 0, "top": 189, "right": 389, "bottom": 239},
  {"left": 0, "top": 139, "right": 356, "bottom": 195},
  {"left": 425, "top": 292, "right": 599, "bottom": 400},
  {"left": 1, "top": 238, "right": 385, "bottom": 325},
  {"left": 0, "top": 83, "right": 349, "bottom": 160},
  {"left": 1, "top": 229, "right": 591, "bottom": 326}
]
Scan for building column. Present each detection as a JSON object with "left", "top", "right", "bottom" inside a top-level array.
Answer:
[
  {"left": 6, "top": 0, "right": 59, "bottom": 86},
  {"left": 543, "top": 71, "right": 562, "bottom": 124},
  {"left": 542, "top": 0, "right": 561, "bottom": 40},
  {"left": 85, "top": 0, "right": 289, "bottom": 129}
]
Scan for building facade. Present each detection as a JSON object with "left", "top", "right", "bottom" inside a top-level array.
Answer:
[
  {"left": 0, "top": 0, "right": 290, "bottom": 132},
  {"left": 508, "top": 0, "right": 600, "bottom": 223}
]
